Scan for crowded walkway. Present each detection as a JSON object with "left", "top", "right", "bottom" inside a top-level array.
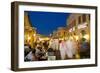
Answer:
[{"left": 24, "top": 37, "right": 90, "bottom": 61}]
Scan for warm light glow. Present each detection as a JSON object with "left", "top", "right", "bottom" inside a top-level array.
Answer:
[
  {"left": 59, "top": 38, "right": 64, "bottom": 40},
  {"left": 78, "top": 22, "right": 87, "bottom": 29},
  {"left": 33, "top": 34, "right": 36, "bottom": 37},
  {"left": 39, "top": 38, "right": 43, "bottom": 41},
  {"left": 70, "top": 36, "right": 73, "bottom": 40},
  {"left": 39, "top": 37, "right": 49, "bottom": 41},
  {"left": 45, "top": 38, "right": 49, "bottom": 40},
  {"left": 28, "top": 35, "right": 31, "bottom": 41},
  {"left": 83, "top": 34, "right": 89, "bottom": 40},
  {"left": 74, "top": 35, "right": 79, "bottom": 40}
]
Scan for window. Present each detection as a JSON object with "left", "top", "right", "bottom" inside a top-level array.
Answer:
[
  {"left": 73, "top": 20, "right": 76, "bottom": 25},
  {"left": 88, "top": 14, "right": 90, "bottom": 20},
  {"left": 78, "top": 16, "right": 81, "bottom": 24},
  {"left": 82, "top": 14, "right": 86, "bottom": 22}
]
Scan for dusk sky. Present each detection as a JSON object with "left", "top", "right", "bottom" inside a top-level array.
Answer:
[{"left": 27, "top": 11, "right": 70, "bottom": 36}]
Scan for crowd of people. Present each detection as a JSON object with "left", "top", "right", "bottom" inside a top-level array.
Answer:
[{"left": 24, "top": 37, "right": 90, "bottom": 61}]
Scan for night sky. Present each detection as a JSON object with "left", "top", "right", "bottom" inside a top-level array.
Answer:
[{"left": 27, "top": 11, "right": 70, "bottom": 36}]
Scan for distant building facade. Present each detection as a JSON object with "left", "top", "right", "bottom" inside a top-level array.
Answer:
[
  {"left": 52, "top": 27, "right": 67, "bottom": 40},
  {"left": 24, "top": 12, "right": 37, "bottom": 48},
  {"left": 66, "top": 13, "right": 90, "bottom": 41}
]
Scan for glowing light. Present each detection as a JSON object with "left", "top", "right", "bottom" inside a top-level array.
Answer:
[
  {"left": 39, "top": 38, "right": 43, "bottom": 41},
  {"left": 27, "top": 35, "right": 31, "bottom": 41},
  {"left": 59, "top": 38, "right": 63, "bottom": 40},
  {"left": 38, "top": 37, "right": 49, "bottom": 41},
  {"left": 78, "top": 22, "right": 87, "bottom": 29},
  {"left": 70, "top": 36, "right": 73, "bottom": 40},
  {"left": 74, "top": 35, "right": 79, "bottom": 40},
  {"left": 33, "top": 34, "right": 36, "bottom": 37},
  {"left": 83, "top": 34, "right": 89, "bottom": 40}
]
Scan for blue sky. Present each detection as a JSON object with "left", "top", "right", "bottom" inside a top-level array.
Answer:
[{"left": 27, "top": 11, "right": 70, "bottom": 36}]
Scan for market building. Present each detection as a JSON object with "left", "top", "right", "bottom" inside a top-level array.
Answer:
[
  {"left": 24, "top": 12, "right": 37, "bottom": 48},
  {"left": 51, "top": 27, "right": 67, "bottom": 40},
  {"left": 66, "top": 13, "right": 90, "bottom": 42},
  {"left": 56, "top": 27, "right": 67, "bottom": 40}
]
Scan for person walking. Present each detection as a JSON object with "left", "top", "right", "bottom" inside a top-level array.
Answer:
[
  {"left": 59, "top": 40, "right": 67, "bottom": 60},
  {"left": 65, "top": 38, "right": 77, "bottom": 59},
  {"left": 79, "top": 38, "right": 90, "bottom": 59}
]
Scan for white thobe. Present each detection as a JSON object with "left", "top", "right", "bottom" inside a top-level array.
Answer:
[
  {"left": 59, "top": 42, "right": 67, "bottom": 60},
  {"left": 66, "top": 40, "right": 76, "bottom": 58}
]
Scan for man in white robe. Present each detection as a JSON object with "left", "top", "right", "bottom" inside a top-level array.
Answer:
[
  {"left": 66, "top": 39, "right": 76, "bottom": 58},
  {"left": 59, "top": 40, "right": 67, "bottom": 60}
]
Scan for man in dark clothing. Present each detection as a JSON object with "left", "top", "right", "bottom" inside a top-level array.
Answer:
[{"left": 80, "top": 38, "right": 90, "bottom": 59}]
